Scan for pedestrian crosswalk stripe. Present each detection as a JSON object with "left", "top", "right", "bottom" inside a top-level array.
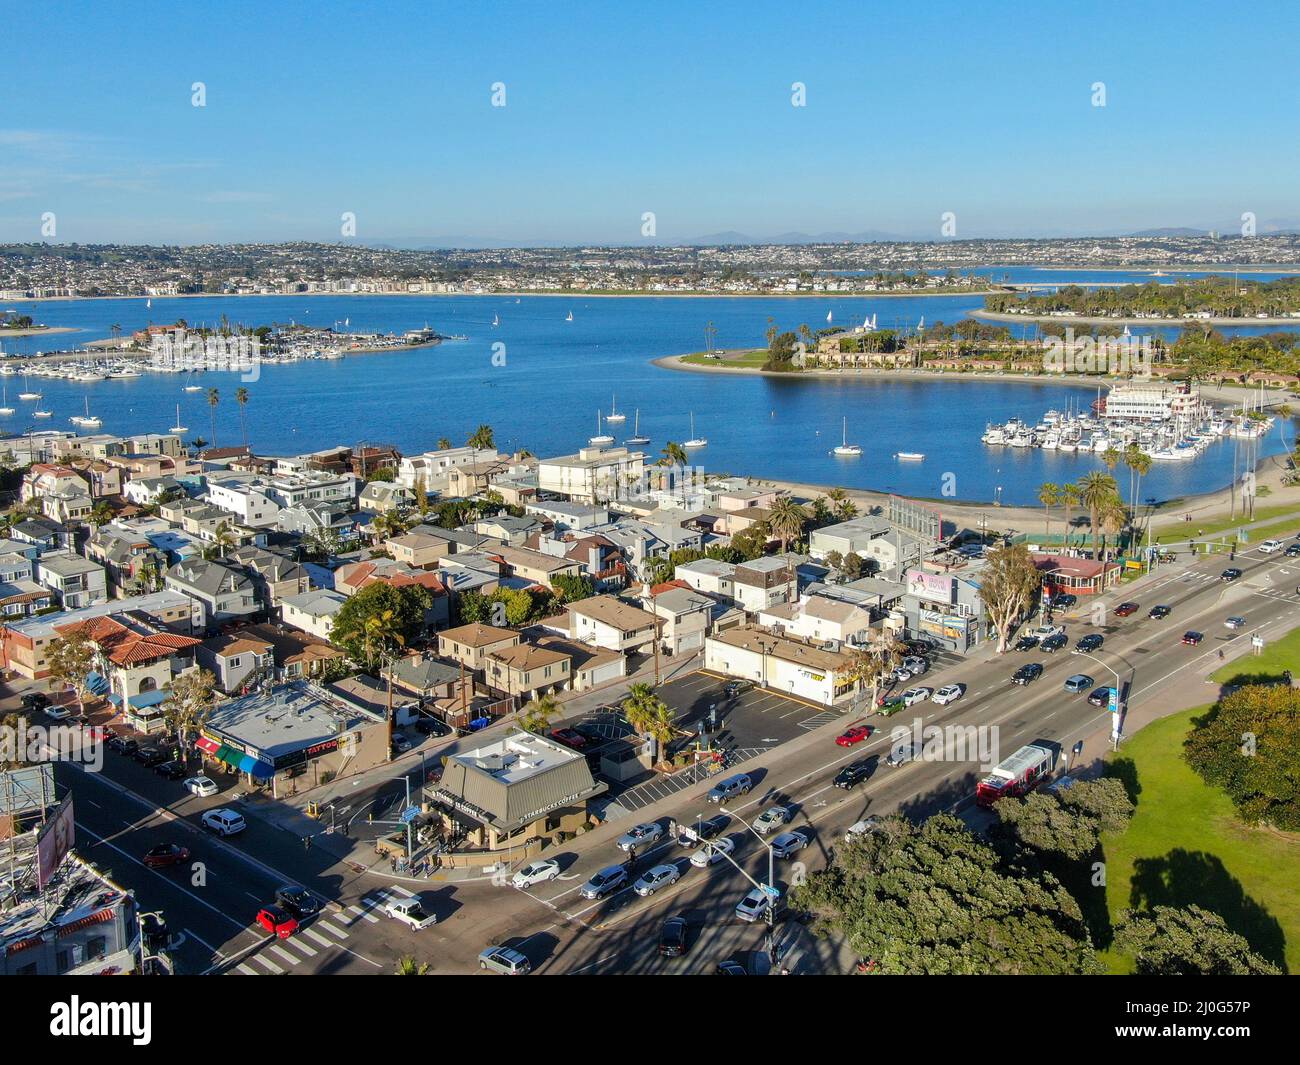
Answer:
[
  {"left": 269, "top": 944, "right": 299, "bottom": 966},
  {"left": 252, "top": 954, "right": 284, "bottom": 974},
  {"left": 284, "top": 936, "right": 318, "bottom": 957},
  {"left": 303, "top": 928, "right": 335, "bottom": 948},
  {"left": 318, "top": 921, "right": 349, "bottom": 940},
  {"left": 236, "top": 963, "right": 258, "bottom": 975}
]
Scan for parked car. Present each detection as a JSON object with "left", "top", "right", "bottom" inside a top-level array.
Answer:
[
  {"left": 479, "top": 945, "right": 531, "bottom": 975},
  {"left": 845, "top": 817, "right": 879, "bottom": 841},
  {"left": 1088, "top": 686, "right": 1117, "bottom": 707},
  {"left": 1113, "top": 602, "right": 1140, "bottom": 617},
  {"left": 184, "top": 775, "right": 218, "bottom": 798},
  {"left": 1028, "top": 624, "right": 1063, "bottom": 640},
  {"left": 134, "top": 746, "right": 168, "bottom": 767},
  {"left": 1148, "top": 605, "right": 1172, "bottom": 619},
  {"left": 1286, "top": 543, "right": 1300, "bottom": 558},
  {"left": 617, "top": 822, "right": 663, "bottom": 852},
  {"left": 1224, "top": 616, "right": 1247, "bottom": 629},
  {"left": 690, "top": 837, "right": 736, "bottom": 868},
  {"left": 735, "top": 886, "right": 782, "bottom": 923},
  {"left": 770, "top": 829, "right": 810, "bottom": 859},
  {"left": 200, "top": 809, "right": 246, "bottom": 836},
  {"left": 886, "top": 741, "right": 921, "bottom": 768},
  {"left": 580, "top": 865, "right": 628, "bottom": 900},
  {"left": 412, "top": 715, "right": 448, "bottom": 737},
  {"left": 20, "top": 692, "right": 50, "bottom": 711},
  {"left": 678, "top": 814, "right": 729, "bottom": 847},
  {"left": 255, "top": 906, "right": 299, "bottom": 939},
  {"left": 706, "top": 773, "right": 751, "bottom": 804},
  {"left": 723, "top": 679, "right": 754, "bottom": 697},
  {"left": 1012, "top": 663, "right": 1044, "bottom": 685},
  {"left": 754, "top": 806, "right": 792, "bottom": 834},
  {"left": 383, "top": 897, "right": 437, "bottom": 929},
  {"left": 1052, "top": 592, "right": 1078, "bottom": 609},
  {"left": 658, "top": 916, "right": 689, "bottom": 958},
  {"left": 932, "top": 684, "right": 963, "bottom": 705},
  {"left": 106, "top": 735, "right": 138, "bottom": 756},
  {"left": 1182, "top": 630, "right": 1204, "bottom": 646},
  {"left": 512, "top": 860, "right": 561, "bottom": 888},
  {"left": 834, "top": 760, "right": 872, "bottom": 789},
  {"left": 1074, "top": 634, "right": 1104, "bottom": 654},
  {"left": 155, "top": 760, "right": 188, "bottom": 780},
  {"left": 1039, "top": 633, "right": 1068, "bottom": 653},
  {"left": 44, "top": 704, "right": 73, "bottom": 721},
  {"left": 1014, "top": 635, "right": 1040, "bottom": 651},
  {"left": 391, "top": 734, "right": 412, "bottom": 754},
  {"left": 835, "top": 725, "right": 872, "bottom": 747},
  {"left": 901, "top": 686, "right": 932, "bottom": 706},
  {"left": 1063, "top": 674, "right": 1094, "bottom": 694},
  {"left": 902, "top": 639, "right": 938, "bottom": 656},
  {"left": 900, "top": 655, "right": 929, "bottom": 675},
  {"left": 716, "top": 959, "right": 748, "bottom": 975},
  {"left": 548, "top": 727, "right": 588, "bottom": 750},
  {"left": 275, "top": 886, "right": 320, "bottom": 919},
  {"left": 142, "top": 844, "right": 190, "bottom": 869},
  {"left": 633, "top": 864, "right": 681, "bottom": 897}
]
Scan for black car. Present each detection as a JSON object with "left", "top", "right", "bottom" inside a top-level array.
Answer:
[
  {"left": 20, "top": 692, "right": 50, "bottom": 711},
  {"left": 155, "top": 760, "right": 188, "bottom": 780},
  {"left": 1075, "top": 633, "right": 1104, "bottom": 654},
  {"left": 107, "top": 735, "right": 139, "bottom": 757},
  {"left": 1220, "top": 568, "right": 1242, "bottom": 582},
  {"left": 412, "top": 715, "right": 448, "bottom": 737},
  {"left": 1039, "top": 633, "right": 1068, "bottom": 653},
  {"left": 834, "top": 760, "right": 872, "bottom": 789},
  {"left": 658, "top": 916, "right": 689, "bottom": 958},
  {"left": 1014, "top": 635, "right": 1040, "bottom": 652},
  {"left": 275, "top": 886, "right": 321, "bottom": 920},
  {"left": 716, "top": 960, "right": 748, "bottom": 975},
  {"left": 1286, "top": 543, "right": 1300, "bottom": 558},
  {"left": 1088, "top": 686, "right": 1116, "bottom": 707},
  {"left": 903, "top": 639, "right": 937, "bottom": 656},
  {"left": 572, "top": 722, "right": 606, "bottom": 743},
  {"left": 1012, "top": 663, "right": 1044, "bottom": 685},
  {"left": 1052, "top": 593, "right": 1078, "bottom": 609},
  {"left": 134, "top": 746, "right": 168, "bottom": 767},
  {"left": 678, "top": 813, "right": 729, "bottom": 846},
  {"left": 723, "top": 679, "right": 754, "bottom": 697},
  {"left": 1149, "top": 605, "right": 1172, "bottom": 619}
]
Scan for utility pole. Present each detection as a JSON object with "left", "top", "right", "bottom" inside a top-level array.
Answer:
[{"left": 651, "top": 588, "right": 661, "bottom": 686}]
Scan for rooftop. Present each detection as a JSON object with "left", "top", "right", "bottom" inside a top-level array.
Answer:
[
  {"left": 708, "top": 624, "right": 857, "bottom": 672},
  {"left": 207, "top": 680, "right": 382, "bottom": 758}
]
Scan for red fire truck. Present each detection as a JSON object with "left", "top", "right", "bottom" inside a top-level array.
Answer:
[{"left": 975, "top": 743, "right": 1055, "bottom": 807}]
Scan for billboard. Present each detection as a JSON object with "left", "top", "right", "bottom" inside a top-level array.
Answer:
[
  {"left": 890, "top": 495, "right": 942, "bottom": 542},
  {"left": 906, "top": 568, "right": 954, "bottom": 605},
  {"left": 919, "top": 609, "right": 969, "bottom": 643},
  {"left": 36, "top": 794, "right": 75, "bottom": 889}
]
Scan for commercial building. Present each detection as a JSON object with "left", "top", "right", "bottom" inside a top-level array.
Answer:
[{"left": 703, "top": 624, "right": 860, "bottom": 707}]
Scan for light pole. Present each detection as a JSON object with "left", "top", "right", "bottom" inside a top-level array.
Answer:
[
  {"left": 137, "top": 909, "right": 172, "bottom": 975},
  {"left": 1073, "top": 650, "right": 1127, "bottom": 749}
]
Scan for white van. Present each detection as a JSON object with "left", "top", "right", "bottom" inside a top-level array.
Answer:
[{"left": 201, "top": 808, "right": 247, "bottom": 836}]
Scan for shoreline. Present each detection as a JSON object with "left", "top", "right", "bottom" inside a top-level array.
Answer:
[
  {"left": 973, "top": 308, "right": 1300, "bottom": 328},
  {"left": 0, "top": 326, "right": 78, "bottom": 338}
]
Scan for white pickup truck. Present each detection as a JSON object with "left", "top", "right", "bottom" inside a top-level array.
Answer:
[
  {"left": 383, "top": 897, "right": 437, "bottom": 930},
  {"left": 1259, "top": 539, "right": 1285, "bottom": 554}
]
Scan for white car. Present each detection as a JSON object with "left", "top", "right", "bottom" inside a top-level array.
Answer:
[
  {"left": 43, "top": 705, "right": 73, "bottom": 721},
  {"left": 735, "top": 885, "right": 782, "bottom": 923},
  {"left": 616, "top": 822, "right": 663, "bottom": 852},
  {"left": 184, "top": 775, "right": 218, "bottom": 797},
  {"left": 932, "top": 684, "right": 963, "bottom": 706},
  {"left": 1028, "top": 624, "right": 1063, "bottom": 640},
  {"left": 690, "top": 837, "right": 736, "bottom": 868},
  {"left": 770, "top": 829, "right": 810, "bottom": 859},
  {"left": 383, "top": 897, "right": 437, "bottom": 930},
  {"left": 753, "top": 806, "right": 792, "bottom": 835},
  {"left": 901, "top": 686, "right": 932, "bottom": 706},
  {"left": 200, "top": 808, "right": 246, "bottom": 836},
  {"left": 901, "top": 656, "right": 929, "bottom": 675},
  {"left": 1260, "top": 539, "right": 1285, "bottom": 554},
  {"left": 511, "top": 860, "right": 560, "bottom": 889},
  {"left": 845, "top": 818, "right": 879, "bottom": 841},
  {"left": 633, "top": 863, "right": 681, "bottom": 896}
]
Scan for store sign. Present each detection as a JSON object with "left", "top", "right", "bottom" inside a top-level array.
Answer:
[{"left": 906, "top": 568, "right": 954, "bottom": 605}]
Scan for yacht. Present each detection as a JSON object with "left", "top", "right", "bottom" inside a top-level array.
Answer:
[
  {"left": 169, "top": 404, "right": 188, "bottom": 434},
  {"left": 108, "top": 367, "right": 141, "bottom": 379},
  {"left": 1057, "top": 438, "right": 1077, "bottom": 453},
  {"left": 683, "top": 412, "right": 707, "bottom": 448},
  {"left": 625, "top": 409, "right": 650, "bottom": 446},
  {"left": 895, "top": 452, "right": 925, "bottom": 461},
  {"left": 1040, "top": 432, "right": 1060, "bottom": 450},
  {"left": 832, "top": 417, "right": 862, "bottom": 457},
  {"left": 588, "top": 410, "right": 614, "bottom": 447},
  {"left": 605, "top": 394, "right": 625, "bottom": 424},
  {"left": 183, "top": 384, "right": 203, "bottom": 392},
  {"left": 981, "top": 425, "right": 1007, "bottom": 445},
  {"left": 1009, "top": 428, "right": 1035, "bottom": 448}
]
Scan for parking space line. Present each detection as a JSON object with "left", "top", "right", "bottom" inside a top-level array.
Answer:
[
  {"left": 317, "top": 922, "right": 349, "bottom": 940},
  {"left": 236, "top": 963, "right": 258, "bottom": 975}
]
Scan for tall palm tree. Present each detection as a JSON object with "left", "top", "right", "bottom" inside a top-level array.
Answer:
[
  {"left": 1077, "top": 471, "right": 1119, "bottom": 559},
  {"left": 622, "top": 683, "right": 676, "bottom": 763},
  {"left": 207, "top": 387, "right": 219, "bottom": 446},
  {"left": 518, "top": 693, "right": 561, "bottom": 733},
  {"left": 467, "top": 425, "right": 495, "bottom": 450},
  {"left": 1098, "top": 496, "right": 1127, "bottom": 560},
  {"left": 212, "top": 520, "right": 235, "bottom": 558},
  {"left": 235, "top": 386, "right": 249, "bottom": 447},
  {"left": 1101, "top": 446, "right": 1122, "bottom": 479},
  {"left": 1060, "top": 483, "right": 1080, "bottom": 549},
  {"left": 768, "top": 498, "right": 808, "bottom": 554},
  {"left": 1277, "top": 402, "right": 1293, "bottom": 453},
  {"left": 659, "top": 441, "right": 688, "bottom": 468},
  {"left": 1037, "top": 482, "right": 1059, "bottom": 544},
  {"left": 1124, "top": 445, "right": 1152, "bottom": 536}
]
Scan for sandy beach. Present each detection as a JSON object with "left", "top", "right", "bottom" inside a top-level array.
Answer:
[
  {"left": 0, "top": 325, "right": 77, "bottom": 338},
  {"left": 973, "top": 308, "right": 1300, "bottom": 328}
]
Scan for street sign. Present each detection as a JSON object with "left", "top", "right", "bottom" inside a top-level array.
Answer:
[
  {"left": 1108, "top": 687, "right": 1119, "bottom": 715},
  {"left": 398, "top": 805, "right": 421, "bottom": 824}
]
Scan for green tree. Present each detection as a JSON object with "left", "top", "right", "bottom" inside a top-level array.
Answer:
[
  {"left": 767, "top": 498, "right": 808, "bottom": 554},
  {"left": 207, "top": 387, "right": 220, "bottom": 446},
  {"left": 992, "top": 778, "right": 1134, "bottom": 860},
  {"left": 1059, "top": 482, "right": 1080, "bottom": 549},
  {"left": 1037, "top": 482, "right": 1059, "bottom": 543},
  {"left": 234, "top": 386, "right": 249, "bottom": 448},
  {"left": 160, "top": 668, "right": 218, "bottom": 762},
  {"left": 729, "top": 520, "right": 771, "bottom": 560},
  {"left": 622, "top": 682, "right": 677, "bottom": 762},
  {"left": 793, "top": 814, "right": 1102, "bottom": 974},
  {"left": 659, "top": 441, "right": 688, "bottom": 468},
  {"left": 551, "top": 572, "right": 595, "bottom": 603},
  {"left": 330, "top": 583, "right": 431, "bottom": 671},
  {"left": 841, "top": 551, "right": 864, "bottom": 579},
  {"left": 1076, "top": 471, "right": 1119, "bottom": 559},
  {"left": 394, "top": 956, "right": 430, "bottom": 975},
  {"left": 45, "top": 628, "right": 99, "bottom": 718},
  {"left": 977, "top": 542, "right": 1043, "bottom": 652},
  {"left": 466, "top": 425, "right": 495, "bottom": 450},
  {"left": 518, "top": 693, "right": 561, "bottom": 734},
  {"left": 1114, "top": 905, "right": 1280, "bottom": 975},
  {"left": 437, "top": 437, "right": 452, "bottom": 450}
]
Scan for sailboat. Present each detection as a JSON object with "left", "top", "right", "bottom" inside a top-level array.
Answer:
[
  {"left": 565, "top": 311, "right": 574, "bottom": 322},
  {"left": 625, "top": 409, "right": 650, "bottom": 446},
  {"left": 605, "top": 393, "right": 625, "bottom": 423},
  {"left": 683, "top": 412, "right": 707, "bottom": 448},
  {"left": 18, "top": 375, "right": 40, "bottom": 401},
  {"left": 146, "top": 297, "right": 152, "bottom": 309},
  {"left": 170, "top": 404, "right": 188, "bottom": 434},
  {"left": 588, "top": 410, "right": 614, "bottom": 447},
  {"left": 72, "top": 396, "right": 101, "bottom": 428},
  {"left": 492, "top": 313, "right": 499, "bottom": 327},
  {"left": 826, "top": 310, "right": 833, "bottom": 323},
  {"left": 832, "top": 416, "right": 862, "bottom": 456},
  {"left": 0, "top": 386, "right": 12, "bottom": 416},
  {"left": 33, "top": 408, "right": 52, "bottom": 418}
]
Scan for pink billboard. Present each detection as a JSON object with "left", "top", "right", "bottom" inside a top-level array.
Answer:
[{"left": 905, "top": 568, "right": 954, "bottom": 604}]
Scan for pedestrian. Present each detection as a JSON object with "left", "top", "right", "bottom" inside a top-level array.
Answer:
[
  {"left": 303, "top": 834, "right": 311, "bottom": 851},
  {"left": 1072, "top": 740, "right": 1084, "bottom": 758}
]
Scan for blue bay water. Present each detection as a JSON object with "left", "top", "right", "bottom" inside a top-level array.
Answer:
[{"left": 0, "top": 288, "right": 1293, "bottom": 506}]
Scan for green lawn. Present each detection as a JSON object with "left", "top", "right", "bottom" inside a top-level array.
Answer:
[
  {"left": 1153, "top": 502, "right": 1300, "bottom": 545},
  {"left": 678, "top": 349, "right": 769, "bottom": 368},
  {"left": 1211, "top": 621, "right": 1300, "bottom": 687},
  {"left": 1098, "top": 707, "right": 1300, "bottom": 973}
]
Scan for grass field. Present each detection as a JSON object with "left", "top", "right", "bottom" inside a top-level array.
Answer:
[
  {"left": 1153, "top": 502, "right": 1300, "bottom": 545},
  {"left": 1098, "top": 706, "right": 1300, "bottom": 973},
  {"left": 677, "top": 349, "right": 769, "bottom": 368},
  {"left": 1210, "top": 621, "right": 1300, "bottom": 687}
]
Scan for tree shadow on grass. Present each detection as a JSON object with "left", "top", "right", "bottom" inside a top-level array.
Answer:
[
  {"left": 1127, "top": 848, "right": 1288, "bottom": 972},
  {"left": 1104, "top": 756, "right": 1143, "bottom": 808}
]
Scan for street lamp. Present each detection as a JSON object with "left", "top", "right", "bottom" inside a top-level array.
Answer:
[{"left": 1073, "top": 650, "right": 1128, "bottom": 749}]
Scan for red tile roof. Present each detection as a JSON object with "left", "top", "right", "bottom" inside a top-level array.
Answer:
[{"left": 58, "top": 615, "right": 200, "bottom": 666}]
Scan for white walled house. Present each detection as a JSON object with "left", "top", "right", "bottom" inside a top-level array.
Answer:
[
  {"left": 756, "top": 595, "right": 874, "bottom": 647},
  {"left": 703, "top": 626, "right": 859, "bottom": 708},
  {"left": 567, "top": 594, "right": 660, "bottom": 655}
]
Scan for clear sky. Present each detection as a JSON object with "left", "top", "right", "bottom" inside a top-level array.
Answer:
[{"left": 4, "top": 0, "right": 1299, "bottom": 246}]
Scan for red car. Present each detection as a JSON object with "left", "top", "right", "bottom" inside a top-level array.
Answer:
[
  {"left": 143, "top": 843, "right": 191, "bottom": 869},
  {"left": 256, "top": 906, "right": 299, "bottom": 939},
  {"left": 1113, "top": 602, "right": 1140, "bottom": 617},
  {"left": 836, "top": 725, "right": 873, "bottom": 747},
  {"left": 549, "top": 727, "right": 588, "bottom": 750}
]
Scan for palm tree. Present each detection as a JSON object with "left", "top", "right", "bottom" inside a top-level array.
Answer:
[
  {"left": 1101, "top": 446, "right": 1122, "bottom": 479},
  {"left": 466, "top": 425, "right": 495, "bottom": 450},
  {"left": 212, "top": 520, "right": 235, "bottom": 558},
  {"left": 1037, "top": 482, "right": 1059, "bottom": 545},
  {"left": 235, "top": 386, "right": 249, "bottom": 447},
  {"left": 1277, "top": 403, "right": 1293, "bottom": 452},
  {"left": 621, "top": 683, "right": 676, "bottom": 763},
  {"left": 518, "top": 693, "right": 561, "bottom": 733},
  {"left": 826, "top": 487, "right": 857, "bottom": 521},
  {"left": 89, "top": 501, "right": 114, "bottom": 527},
  {"left": 1077, "top": 471, "right": 1119, "bottom": 559},
  {"left": 1124, "top": 445, "right": 1152, "bottom": 535},
  {"left": 659, "top": 441, "right": 687, "bottom": 468},
  {"left": 207, "top": 388, "right": 219, "bottom": 446},
  {"left": 768, "top": 498, "right": 808, "bottom": 554},
  {"left": 1098, "top": 495, "right": 1127, "bottom": 560},
  {"left": 437, "top": 437, "right": 452, "bottom": 450},
  {"left": 395, "top": 957, "right": 429, "bottom": 975},
  {"left": 1060, "top": 483, "right": 1080, "bottom": 549}
]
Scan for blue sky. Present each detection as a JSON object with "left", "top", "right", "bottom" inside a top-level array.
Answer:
[{"left": 4, "top": 0, "right": 1299, "bottom": 245}]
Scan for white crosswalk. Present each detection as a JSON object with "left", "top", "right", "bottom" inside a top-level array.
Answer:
[{"left": 231, "top": 892, "right": 402, "bottom": 974}]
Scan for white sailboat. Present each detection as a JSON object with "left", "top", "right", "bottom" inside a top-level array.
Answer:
[
  {"left": 72, "top": 396, "right": 101, "bottom": 428},
  {"left": 826, "top": 310, "right": 833, "bottom": 323},
  {"left": 33, "top": 408, "right": 52, "bottom": 418},
  {"left": 832, "top": 416, "right": 862, "bottom": 456},
  {"left": 895, "top": 451, "right": 925, "bottom": 460},
  {"left": 588, "top": 410, "right": 614, "bottom": 447},
  {"left": 605, "top": 393, "right": 625, "bottom": 423},
  {"left": 565, "top": 311, "right": 574, "bottom": 322},
  {"left": 0, "top": 386, "right": 13, "bottom": 416},
  {"left": 625, "top": 408, "right": 650, "bottom": 445},
  {"left": 18, "top": 375, "right": 40, "bottom": 401},
  {"left": 492, "top": 313, "right": 499, "bottom": 327},
  {"left": 683, "top": 412, "right": 707, "bottom": 448},
  {"left": 170, "top": 404, "right": 188, "bottom": 434}
]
